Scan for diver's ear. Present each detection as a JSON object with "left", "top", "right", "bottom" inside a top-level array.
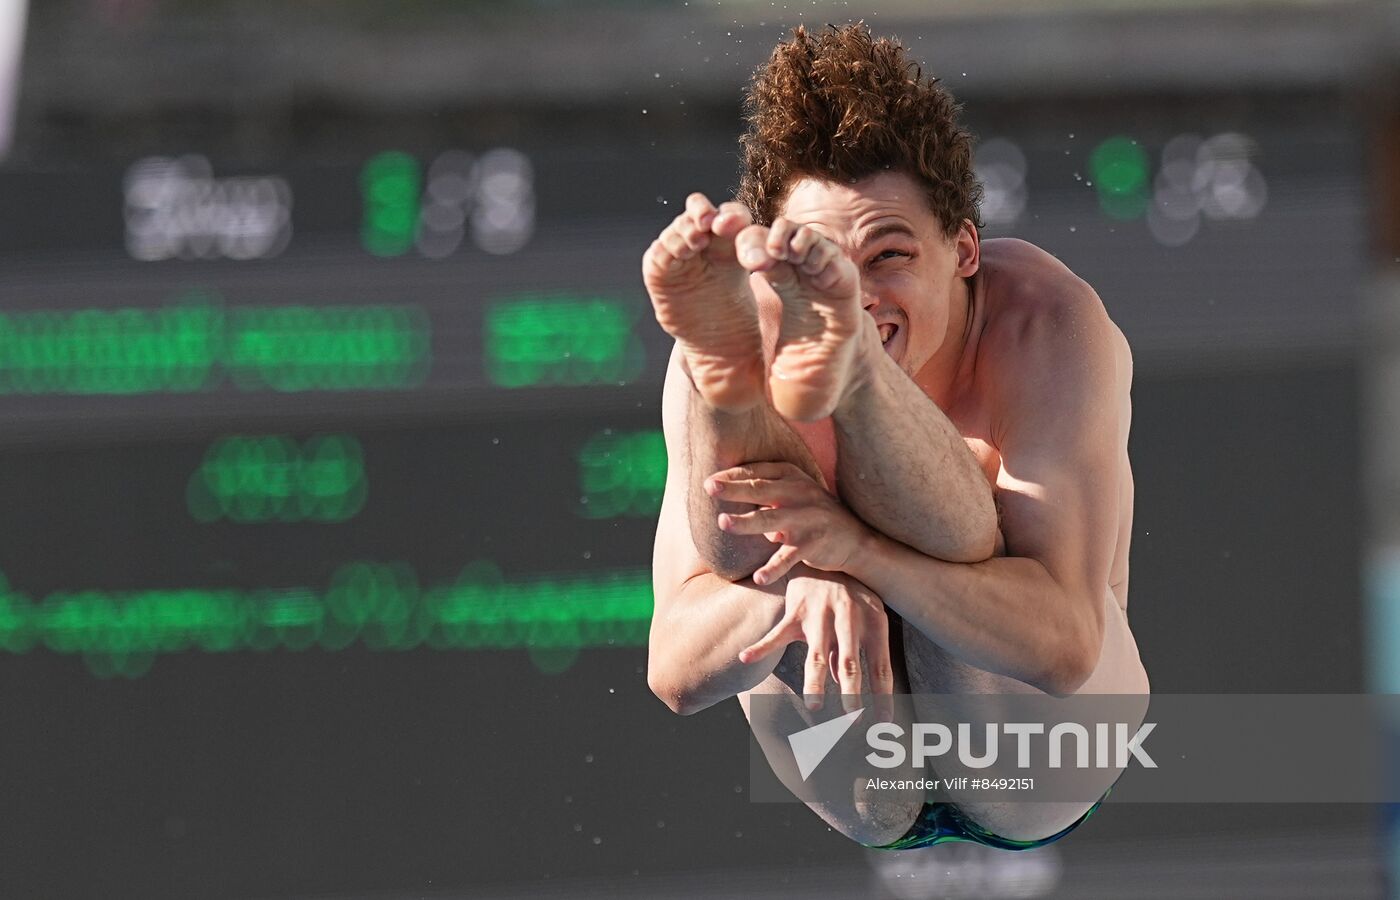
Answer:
[{"left": 953, "top": 219, "right": 980, "bottom": 278}]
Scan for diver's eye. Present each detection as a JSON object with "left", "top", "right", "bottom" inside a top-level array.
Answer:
[{"left": 870, "top": 249, "right": 909, "bottom": 265}]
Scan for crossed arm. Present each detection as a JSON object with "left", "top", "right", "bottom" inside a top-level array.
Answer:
[{"left": 648, "top": 279, "right": 1130, "bottom": 712}]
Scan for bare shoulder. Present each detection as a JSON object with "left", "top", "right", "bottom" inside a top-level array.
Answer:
[
  {"left": 975, "top": 239, "right": 1132, "bottom": 434},
  {"left": 978, "top": 238, "right": 1130, "bottom": 374}
]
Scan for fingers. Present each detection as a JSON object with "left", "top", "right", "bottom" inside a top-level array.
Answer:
[
  {"left": 802, "top": 615, "right": 832, "bottom": 711},
  {"left": 864, "top": 605, "right": 895, "bottom": 723},
  {"left": 707, "top": 461, "right": 805, "bottom": 483},
  {"left": 704, "top": 462, "right": 809, "bottom": 501},
  {"left": 832, "top": 601, "right": 863, "bottom": 712},
  {"left": 737, "top": 613, "right": 800, "bottom": 666},
  {"left": 717, "top": 506, "right": 790, "bottom": 536},
  {"left": 753, "top": 543, "right": 803, "bottom": 586},
  {"left": 706, "top": 475, "right": 798, "bottom": 507}
]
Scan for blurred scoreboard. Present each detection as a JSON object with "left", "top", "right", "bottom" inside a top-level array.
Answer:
[
  {"left": 0, "top": 144, "right": 695, "bottom": 680},
  {"left": 0, "top": 99, "right": 1368, "bottom": 681}
]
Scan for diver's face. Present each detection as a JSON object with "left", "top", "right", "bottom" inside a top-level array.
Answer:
[{"left": 777, "top": 171, "right": 979, "bottom": 377}]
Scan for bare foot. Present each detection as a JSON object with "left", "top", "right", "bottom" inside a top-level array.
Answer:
[
  {"left": 736, "top": 218, "right": 867, "bottom": 421},
  {"left": 642, "top": 194, "right": 766, "bottom": 413}
]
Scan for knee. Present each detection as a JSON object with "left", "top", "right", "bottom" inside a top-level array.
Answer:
[{"left": 698, "top": 544, "right": 767, "bottom": 583}]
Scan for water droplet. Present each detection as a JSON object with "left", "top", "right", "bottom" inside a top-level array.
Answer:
[
  {"left": 641, "top": 109, "right": 648, "bottom": 115},
  {"left": 585, "top": 754, "right": 594, "bottom": 763},
  {"left": 491, "top": 437, "right": 500, "bottom": 445},
  {"left": 1069, "top": 226, "right": 1077, "bottom": 233},
  {"left": 592, "top": 836, "right": 603, "bottom": 845}
]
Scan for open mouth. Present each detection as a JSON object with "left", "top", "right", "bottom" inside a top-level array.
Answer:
[{"left": 878, "top": 323, "right": 898, "bottom": 346}]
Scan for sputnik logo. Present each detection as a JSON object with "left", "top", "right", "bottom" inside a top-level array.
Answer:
[{"left": 788, "top": 707, "right": 864, "bottom": 781}]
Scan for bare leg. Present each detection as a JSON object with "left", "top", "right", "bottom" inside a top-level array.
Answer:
[
  {"left": 643, "top": 196, "right": 830, "bottom": 579},
  {"left": 735, "top": 221, "right": 998, "bottom": 566},
  {"left": 832, "top": 333, "right": 998, "bottom": 563},
  {"left": 683, "top": 381, "right": 824, "bottom": 580},
  {"left": 900, "top": 591, "right": 1150, "bottom": 841}
]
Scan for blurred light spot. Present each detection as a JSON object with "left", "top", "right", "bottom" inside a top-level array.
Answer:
[
  {"left": 485, "top": 293, "right": 645, "bottom": 388},
  {"left": 974, "top": 137, "right": 1028, "bottom": 228},
  {"left": 1089, "top": 136, "right": 1150, "bottom": 221},
  {"left": 125, "top": 155, "right": 292, "bottom": 261},
  {"left": 0, "top": 294, "right": 430, "bottom": 395},
  {"left": 577, "top": 429, "right": 666, "bottom": 519},
  {"left": 187, "top": 434, "right": 367, "bottom": 524},
  {"left": 1145, "top": 131, "right": 1268, "bottom": 247},
  {"left": 0, "top": 562, "right": 654, "bottom": 678}
]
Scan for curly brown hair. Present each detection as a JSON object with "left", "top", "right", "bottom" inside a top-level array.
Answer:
[{"left": 736, "top": 23, "right": 982, "bottom": 238}]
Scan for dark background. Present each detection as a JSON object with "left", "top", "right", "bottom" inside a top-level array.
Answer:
[{"left": 0, "top": 1, "right": 1394, "bottom": 897}]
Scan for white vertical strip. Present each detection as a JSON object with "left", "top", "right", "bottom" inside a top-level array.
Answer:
[{"left": 0, "top": 0, "right": 28, "bottom": 161}]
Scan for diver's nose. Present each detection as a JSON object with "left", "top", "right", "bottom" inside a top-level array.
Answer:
[{"left": 861, "top": 287, "right": 879, "bottom": 314}]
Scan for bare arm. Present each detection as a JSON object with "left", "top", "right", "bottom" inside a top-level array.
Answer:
[{"left": 647, "top": 571, "right": 788, "bottom": 715}]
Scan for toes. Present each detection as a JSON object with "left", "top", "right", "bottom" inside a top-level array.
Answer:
[
  {"left": 660, "top": 212, "right": 713, "bottom": 260},
  {"left": 760, "top": 261, "right": 801, "bottom": 295},
  {"left": 660, "top": 221, "right": 697, "bottom": 262},
  {"left": 735, "top": 223, "right": 774, "bottom": 270},
  {"left": 791, "top": 228, "right": 835, "bottom": 275},
  {"left": 788, "top": 225, "right": 822, "bottom": 265},
  {"left": 712, "top": 202, "right": 754, "bottom": 237},
  {"left": 685, "top": 192, "right": 717, "bottom": 228},
  {"left": 766, "top": 217, "right": 799, "bottom": 260},
  {"left": 755, "top": 221, "right": 851, "bottom": 288}
]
